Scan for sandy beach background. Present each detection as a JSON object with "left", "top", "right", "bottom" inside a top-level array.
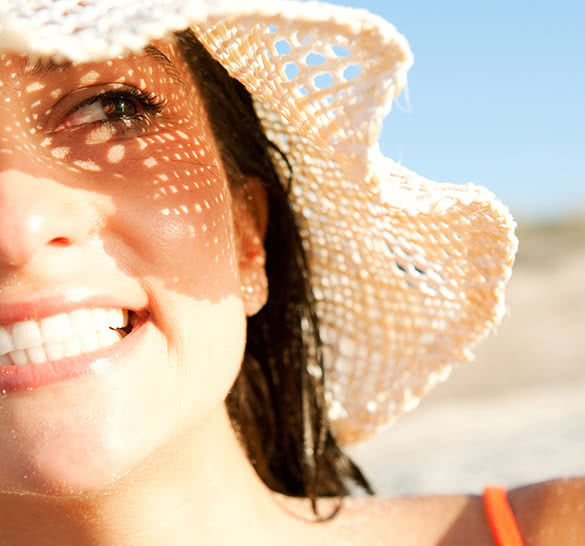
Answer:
[{"left": 348, "top": 217, "right": 585, "bottom": 496}]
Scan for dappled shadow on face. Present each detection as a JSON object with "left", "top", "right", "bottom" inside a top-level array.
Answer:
[
  {"left": 0, "top": 42, "right": 268, "bottom": 508},
  {"left": 0, "top": 41, "right": 241, "bottom": 304}
]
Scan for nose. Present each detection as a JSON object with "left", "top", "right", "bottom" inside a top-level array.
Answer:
[{"left": 0, "top": 168, "right": 94, "bottom": 269}]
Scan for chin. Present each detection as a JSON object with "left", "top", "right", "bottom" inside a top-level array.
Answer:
[
  {"left": 0, "top": 453, "right": 133, "bottom": 497},
  {"left": 0, "top": 294, "right": 247, "bottom": 497},
  {"left": 0, "top": 402, "right": 161, "bottom": 496}
]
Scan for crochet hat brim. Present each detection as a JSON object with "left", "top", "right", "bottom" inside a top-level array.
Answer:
[{"left": 0, "top": 0, "right": 517, "bottom": 444}]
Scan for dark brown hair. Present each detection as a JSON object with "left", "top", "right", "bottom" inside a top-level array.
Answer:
[{"left": 175, "top": 30, "right": 372, "bottom": 511}]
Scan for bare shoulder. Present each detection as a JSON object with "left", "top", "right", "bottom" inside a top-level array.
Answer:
[
  {"left": 332, "top": 495, "right": 494, "bottom": 546},
  {"left": 281, "top": 477, "right": 585, "bottom": 545},
  {"left": 284, "top": 494, "right": 494, "bottom": 546},
  {"left": 509, "top": 476, "right": 585, "bottom": 546},
  {"left": 326, "top": 476, "right": 585, "bottom": 546}
]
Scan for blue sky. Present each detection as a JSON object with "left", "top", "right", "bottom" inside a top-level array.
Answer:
[{"left": 327, "top": 0, "right": 584, "bottom": 219}]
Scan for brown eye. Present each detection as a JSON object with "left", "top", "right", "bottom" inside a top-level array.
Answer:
[
  {"left": 102, "top": 97, "right": 140, "bottom": 118},
  {"left": 55, "top": 88, "right": 165, "bottom": 133}
]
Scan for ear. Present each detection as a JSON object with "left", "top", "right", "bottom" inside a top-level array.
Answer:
[{"left": 232, "top": 177, "right": 268, "bottom": 317}]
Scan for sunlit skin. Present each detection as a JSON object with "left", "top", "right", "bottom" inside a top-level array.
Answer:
[
  {"left": 0, "top": 40, "right": 306, "bottom": 545},
  {"left": 0, "top": 38, "right": 582, "bottom": 546},
  {"left": 0, "top": 40, "right": 259, "bottom": 493}
]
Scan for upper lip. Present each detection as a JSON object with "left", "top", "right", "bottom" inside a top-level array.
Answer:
[{"left": 0, "top": 288, "right": 148, "bottom": 325}]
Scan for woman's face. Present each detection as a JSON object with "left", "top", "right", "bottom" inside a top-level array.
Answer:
[{"left": 0, "top": 41, "right": 264, "bottom": 494}]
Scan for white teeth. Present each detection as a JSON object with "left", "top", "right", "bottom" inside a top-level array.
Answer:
[
  {"left": 10, "top": 350, "right": 28, "bottom": 366},
  {"left": 64, "top": 338, "right": 82, "bottom": 358},
  {"left": 13, "top": 321, "right": 43, "bottom": 350},
  {"left": 80, "top": 333, "right": 99, "bottom": 354},
  {"left": 0, "top": 307, "right": 135, "bottom": 367},
  {"left": 108, "top": 309, "right": 128, "bottom": 330},
  {"left": 93, "top": 309, "right": 107, "bottom": 330},
  {"left": 69, "top": 309, "right": 93, "bottom": 335},
  {"left": 40, "top": 313, "right": 73, "bottom": 343},
  {"left": 45, "top": 341, "right": 65, "bottom": 362},
  {"left": 0, "top": 327, "right": 15, "bottom": 355},
  {"left": 27, "top": 346, "right": 47, "bottom": 365},
  {"left": 98, "top": 329, "right": 121, "bottom": 348}
]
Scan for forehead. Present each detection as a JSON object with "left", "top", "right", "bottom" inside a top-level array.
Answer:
[{"left": 0, "top": 40, "right": 192, "bottom": 89}]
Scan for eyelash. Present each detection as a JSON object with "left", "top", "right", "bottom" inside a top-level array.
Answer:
[{"left": 65, "top": 88, "right": 166, "bottom": 135}]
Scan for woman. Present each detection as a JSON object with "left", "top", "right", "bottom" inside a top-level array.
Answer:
[{"left": 0, "top": 1, "right": 581, "bottom": 545}]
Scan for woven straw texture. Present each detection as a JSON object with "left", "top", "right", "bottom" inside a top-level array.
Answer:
[{"left": 0, "top": 0, "right": 517, "bottom": 444}]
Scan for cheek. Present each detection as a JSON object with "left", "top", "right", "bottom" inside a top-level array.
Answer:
[
  {"left": 156, "top": 293, "right": 246, "bottom": 426},
  {"left": 112, "top": 170, "right": 239, "bottom": 303},
  {"left": 60, "top": 125, "right": 241, "bottom": 301}
]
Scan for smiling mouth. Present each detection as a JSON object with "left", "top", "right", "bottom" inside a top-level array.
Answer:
[{"left": 0, "top": 309, "right": 144, "bottom": 367}]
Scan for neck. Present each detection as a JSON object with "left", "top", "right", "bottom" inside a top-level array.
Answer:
[{"left": 0, "top": 407, "right": 310, "bottom": 546}]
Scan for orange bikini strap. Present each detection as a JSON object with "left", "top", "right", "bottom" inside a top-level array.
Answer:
[{"left": 482, "top": 486, "right": 525, "bottom": 546}]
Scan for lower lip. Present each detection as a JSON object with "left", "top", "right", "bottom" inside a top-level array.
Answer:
[{"left": 0, "top": 316, "right": 150, "bottom": 394}]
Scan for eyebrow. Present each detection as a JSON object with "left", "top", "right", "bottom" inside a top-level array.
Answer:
[
  {"left": 26, "top": 59, "right": 72, "bottom": 77},
  {"left": 143, "top": 45, "right": 187, "bottom": 89},
  {"left": 26, "top": 46, "right": 186, "bottom": 89}
]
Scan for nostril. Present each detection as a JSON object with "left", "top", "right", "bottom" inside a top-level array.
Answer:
[{"left": 49, "top": 237, "right": 72, "bottom": 247}]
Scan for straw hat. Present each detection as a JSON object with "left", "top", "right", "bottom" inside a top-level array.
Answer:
[{"left": 0, "top": 0, "right": 517, "bottom": 444}]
